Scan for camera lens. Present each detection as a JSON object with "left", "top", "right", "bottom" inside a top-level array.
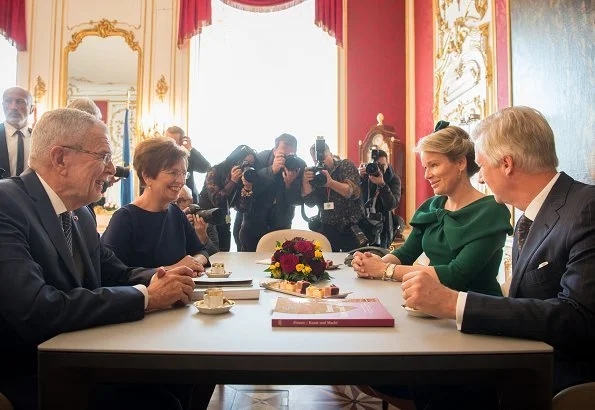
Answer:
[
  {"left": 242, "top": 167, "right": 257, "bottom": 183},
  {"left": 114, "top": 166, "right": 130, "bottom": 179},
  {"left": 284, "top": 154, "right": 305, "bottom": 171},
  {"left": 365, "top": 162, "right": 380, "bottom": 177},
  {"left": 310, "top": 170, "right": 327, "bottom": 188}
]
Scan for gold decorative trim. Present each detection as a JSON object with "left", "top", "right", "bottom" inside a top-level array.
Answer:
[
  {"left": 33, "top": 76, "right": 47, "bottom": 102},
  {"left": 64, "top": 19, "right": 141, "bottom": 52},
  {"left": 155, "top": 75, "right": 169, "bottom": 101},
  {"left": 61, "top": 19, "right": 143, "bottom": 143},
  {"left": 433, "top": 0, "right": 496, "bottom": 124}
]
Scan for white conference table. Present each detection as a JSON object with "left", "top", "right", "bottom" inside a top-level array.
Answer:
[{"left": 38, "top": 252, "right": 553, "bottom": 409}]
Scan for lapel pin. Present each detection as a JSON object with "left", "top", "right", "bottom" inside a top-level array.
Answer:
[{"left": 72, "top": 215, "right": 79, "bottom": 222}]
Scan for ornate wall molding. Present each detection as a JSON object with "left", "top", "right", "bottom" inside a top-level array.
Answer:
[
  {"left": 434, "top": 0, "right": 496, "bottom": 125},
  {"left": 65, "top": 19, "right": 141, "bottom": 52}
]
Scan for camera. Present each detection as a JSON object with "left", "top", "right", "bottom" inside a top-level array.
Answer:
[
  {"left": 309, "top": 136, "right": 328, "bottom": 189},
  {"left": 102, "top": 166, "right": 131, "bottom": 193},
  {"left": 114, "top": 166, "right": 130, "bottom": 179},
  {"left": 239, "top": 160, "right": 257, "bottom": 183},
  {"left": 284, "top": 154, "right": 306, "bottom": 171},
  {"left": 365, "top": 146, "right": 381, "bottom": 177},
  {"left": 184, "top": 204, "right": 227, "bottom": 225}
]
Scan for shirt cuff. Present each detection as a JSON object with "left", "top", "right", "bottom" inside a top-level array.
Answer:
[
  {"left": 455, "top": 291, "right": 467, "bottom": 331},
  {"left": 133, "top": 284, "right": 149, "bottom": 309}
]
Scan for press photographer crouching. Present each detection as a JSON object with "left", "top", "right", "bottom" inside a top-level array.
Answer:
[
  {"left": 175, "top": 185, "right": 220, "bottom": 256},
  {"left": 359, "top": 147, "right": 402, "bottom": 248},
  {"left": 302, "top": 137, "right": 366, "bottom": 252},
  {"left": 198, "top": 144, "right": 257, "bottom": 251}
]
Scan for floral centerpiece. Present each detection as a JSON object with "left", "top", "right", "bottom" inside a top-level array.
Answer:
[
  {"left": 93, "top": 201, "right": 119, "bottom": 214},
  {"left": 265, "top": 237, "right": 331, "bottom": 283}
]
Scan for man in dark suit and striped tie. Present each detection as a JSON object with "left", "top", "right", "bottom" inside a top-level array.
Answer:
[
  {"left": 1, "top": 86, "right": 34, "bottom": 177},
  {"left": 398, "top": 106, "right": 595, "bottom": 407}
]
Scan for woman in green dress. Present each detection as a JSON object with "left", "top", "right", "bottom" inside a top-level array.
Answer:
[{"left": 352, "top": 121, "right": 512, "bottom": 296}]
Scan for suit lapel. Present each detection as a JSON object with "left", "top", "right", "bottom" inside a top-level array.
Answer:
[
  {"left": 21, "top": 170, "right": 79, "bottom": 279},
  {"left": 0, "top": 123, "right": 9, "bottom": 175},
  {"left": 509, "top": 173, "right": 571, "bottom": 297}
]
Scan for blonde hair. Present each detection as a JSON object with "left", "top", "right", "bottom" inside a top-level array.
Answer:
[
  {"left": 29, "top": 108, "right": 105, "bottom": 168},
  {"left": 67, "top": 98, "right": 102, "bottom": 120},
  {"left": 415, "top": 125, "right": 479, "bottom": 176},
  {"left": 472, "top": 106, "right": 558, "bottom": 172}
]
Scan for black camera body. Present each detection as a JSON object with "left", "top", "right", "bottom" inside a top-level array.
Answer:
[
  {"left": 184, "top": 204, "right": 227, "bottom": 225},
  {"left": 309, "top": 136, "right": 328, "bottom": 189},
  {"left": 365, "top": 146, "right": 381, "bottom": 177},
  {"left": 240, "top": 160, "right": 257, "bottom": 183}
]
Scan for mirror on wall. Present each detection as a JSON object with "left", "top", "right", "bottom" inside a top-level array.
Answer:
[{"left": 62, "top": 21, "right": 141, "bottom": 207}]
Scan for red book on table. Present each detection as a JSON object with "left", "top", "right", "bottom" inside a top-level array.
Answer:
[{"left": 272, "top": 297, "right": 395, "bottom": 327}]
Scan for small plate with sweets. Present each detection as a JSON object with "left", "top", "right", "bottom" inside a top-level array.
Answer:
[
  {"left": 261, "top": 279, "right": 351, "bottom": 299},
  {"left": 206, "top": 262, "right": 231, "bottom": 278},
  {"left": 325, "top": 260, "right": 341, "bottom": 270}
]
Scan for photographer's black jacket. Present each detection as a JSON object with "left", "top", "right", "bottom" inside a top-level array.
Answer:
[
  {"left": 360, "top": 164, "right": 402, "bottom": 246},
  {"left": 186, "top": 148, "right": 211, "bottom": 202}
]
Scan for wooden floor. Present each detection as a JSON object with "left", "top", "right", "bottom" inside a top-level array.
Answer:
[{"left": 207, "top": 385, "right": 401, "bottom": 409}]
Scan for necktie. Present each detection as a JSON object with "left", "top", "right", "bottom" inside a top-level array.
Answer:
[
  {"left": 60, "top": 212, "right": 73, "bottom": 254},
  {"left": 15, "top": 130, "right": 24, "bottom": 176},
  {"left": 516, "top": 214, "right": 533, "bottom": 251}
]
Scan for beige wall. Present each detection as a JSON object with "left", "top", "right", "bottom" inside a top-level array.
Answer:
[{"left": 18, "top": 0, "right": 190, "bottom": 132}]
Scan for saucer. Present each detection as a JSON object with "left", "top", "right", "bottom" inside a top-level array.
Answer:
[
  {"left": 401, "top": 304, "right": 435, "bottom": 318},
  {"left": 206, "top": 271, "right": 231, "bottom": 278},
  {"left": 194, "top": 300, "right": 235, "bottom": 315}
]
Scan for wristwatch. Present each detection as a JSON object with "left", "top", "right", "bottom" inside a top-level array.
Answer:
[{"left": 383, "top": 263, "right": 396, "bottom": 281}]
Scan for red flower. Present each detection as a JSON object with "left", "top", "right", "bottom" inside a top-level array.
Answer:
[
  {"left": 294, "top": 240, "right": 313, "bottom": 254},
  {"left": 280, "top": 254, "right": 299, "bottom": 273},
  {"left": 309, "top": 258, "right": 326, "bottom": 275},
  {"left": 273, "top": 249, "right": 282, "bottom": 261},
  {"left": 282, "top": 240, "right": 295, "bottom": 252}
]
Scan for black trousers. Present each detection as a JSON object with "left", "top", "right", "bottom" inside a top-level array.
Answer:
[
  {"left": 319, "top": 223, "right": 360, "bottom": 252},
  {"left": 216, "top": 223, "right": 231, "bottom": 252}
]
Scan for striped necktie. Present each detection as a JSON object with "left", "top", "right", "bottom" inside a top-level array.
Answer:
[{"left": 60, "top": 212, "right": 73, "bottom": 254}]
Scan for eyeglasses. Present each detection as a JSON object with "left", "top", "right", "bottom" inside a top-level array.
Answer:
[
  {"left": 175, "top": 198, "right": 193, "bottom": 205},
  {"left": 162, "top": 169, "right": 189, "bottom": 179},
  {"left": 61, "top": 146, "right": 112, "bottom": 165}
]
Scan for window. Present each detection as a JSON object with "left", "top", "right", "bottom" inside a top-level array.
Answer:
[
  {"left": 0, "top": 37, "right": 18, "bottom": 122},
  {"left": 188, "top": 1, "right": 339, "bottom": 246}
]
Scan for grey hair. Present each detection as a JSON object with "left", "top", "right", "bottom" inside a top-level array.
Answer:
[
  {"left": 2, "top": 86, "right": 33, "bottom": 105},
  {"left": 180, "top": 185, "right": 193, "bottom": 197},
  {"left": 29, "top": 108, "right": 106, "bottom": 168},
  {"left": 415, "top": 125, "right": 480, "bottom": 176},
  {"left": 67, "top": 98, "right": 102, "bottom": 120},
  {"left": 472, "top": 106, "right": 558, "bottom": 172}
]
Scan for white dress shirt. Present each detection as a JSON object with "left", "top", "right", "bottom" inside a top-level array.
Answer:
[
  {"left": 37, "top": 174, "right": 149, "bottom": 308},
  {"left": 455, "top": 173, "right": 561, "bottom": 330},
  {"left": 3, "top": 121, "right": 31, "bottom": 177}
]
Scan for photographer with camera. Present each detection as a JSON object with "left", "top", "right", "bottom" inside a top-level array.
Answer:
[
  {"left": 165, "top": 126, "right": 211, "bottom": 203},
  {"left": 302, "top": 138, "right": 365, "bottom": 252},
  {"left": 102, "top": 137, "right": 210, "bottom": 271},
  {"left": 239, "top": 133, "right": 304, "bottom": 251},
  {"left": 359, "top": 148, "right": 402, "bottom": 248},
  {"left": 198, "top": 144, "right": 257, "bottom": 251},
  {"left": 175, "top": 185, "right": 220, "bottom": 256}
]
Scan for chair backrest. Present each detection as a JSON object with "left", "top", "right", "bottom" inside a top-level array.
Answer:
[
  {"left": 256, "top": 229, "right": 332, "bottom": 252},
  {"left": 552, "top": 382, "right": 595, "bottom": 410}
]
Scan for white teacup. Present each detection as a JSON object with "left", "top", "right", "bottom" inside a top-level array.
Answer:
[{"left": 204, "top": 288, "right": 224, "bottom": 308}]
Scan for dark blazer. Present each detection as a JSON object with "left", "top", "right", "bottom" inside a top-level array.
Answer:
[
  {"left": 187, "top": 148, "right": 211, "bottom": 203},
  {"left": 0, "top": 123, "right": 11, "bottom": 177},
  {"left": 0, "top": 170, "right": 153, "bottom": 380},
  {"left": 462, "top": 172, "right": 595, "bottom": 392}
]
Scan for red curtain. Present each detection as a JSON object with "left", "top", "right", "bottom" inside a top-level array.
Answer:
[
  {"left": 178, "top": 0, "right": 342, "bottom": 48},
  {"left": 315, "top": 0, "right": 342, "bottom": 46},
  {"left": 0, "top": 0, "right": 27, "bottom": 51},
  {"left": 178, "top": 0, "right": 212, "bottom": 48}
]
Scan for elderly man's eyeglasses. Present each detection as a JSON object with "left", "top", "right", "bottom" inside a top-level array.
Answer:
[
  {"left": 61, "top": 146, "right": 112, "bottom": 165},
  {"left": 162, "top": 169, "right": 190, "bottom": 179},
  {"left": 175, "top": 197, "right": 193, "bottom": 206}
]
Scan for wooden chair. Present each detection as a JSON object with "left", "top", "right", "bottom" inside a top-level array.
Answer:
[
  {"left": 552, "top": 382, "right": 595, "bottom": 410},
  {"left": 255, "top": 229, "right": 332, "bottom": 252}
]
